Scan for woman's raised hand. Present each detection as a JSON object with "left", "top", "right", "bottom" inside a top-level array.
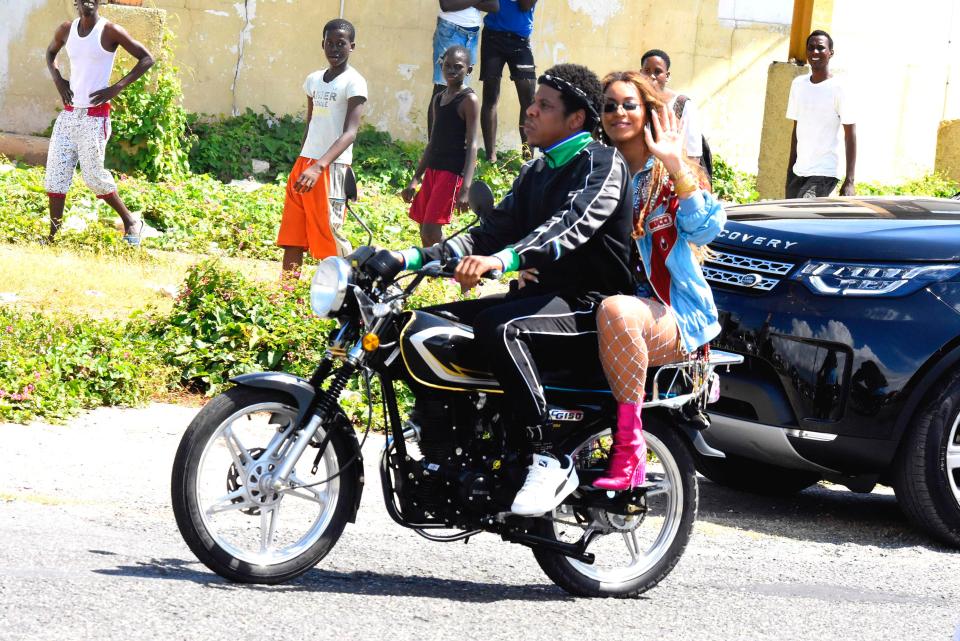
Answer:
[{"left": 644, "top": 105, "right": 685, "bottom": 177}]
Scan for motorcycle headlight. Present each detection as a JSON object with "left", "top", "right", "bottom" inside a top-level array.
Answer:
[
  {"left": 792, "top": 260, "right": 960, "bottom": 297},
  {"left": 310, "top": 257, "right": 351, "bottom": 317}
]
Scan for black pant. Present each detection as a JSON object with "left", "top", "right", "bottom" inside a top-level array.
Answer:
[
  {"left": 786, "top": 172, "right": 838, "bottom": 199},
  {"left": 427, "top": 290, "right": 601, "bottom": 427},
  {"left": 479, "top": 28, "right": 536, "bottom": 81}
]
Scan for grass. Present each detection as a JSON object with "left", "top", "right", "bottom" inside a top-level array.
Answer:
[{"left": 0, "top": 243, "right": 279, "bottom": 320}]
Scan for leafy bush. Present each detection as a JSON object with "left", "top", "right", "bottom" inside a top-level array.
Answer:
[
  {"left": 712, "top": 155, "right": 759, "bottom": 204},
  {"left": 0, "top": 308, "right": 170, "bottom": 423},
  {"left": 858, "top": 172, "right": 959, "bottom": 198},
  {"left": 187, "top": 108, "right": 304, "bottom": 182},
  {"left": 149, "top": 260, "right": 335, "bottom": 394},
  {"left": 107, "top": 32, "right": 191, "bottom": 180}
]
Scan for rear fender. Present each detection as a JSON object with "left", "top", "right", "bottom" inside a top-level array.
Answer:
[{"left": 231, "top": 372, "right": 365, "bottom": 522}]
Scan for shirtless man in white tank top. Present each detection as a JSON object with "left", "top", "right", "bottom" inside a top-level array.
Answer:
[{"left": 44, "top": 0, "right": 154, "bottom": 244}]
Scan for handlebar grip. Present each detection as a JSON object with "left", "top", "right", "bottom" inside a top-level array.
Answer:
[{"left": 483, "top": 270, "right": 503, "bottom": 280}]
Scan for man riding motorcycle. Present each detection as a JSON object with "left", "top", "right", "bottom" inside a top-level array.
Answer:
[{"left": 370, "top": 63, "right": 634, "bottom": 517}]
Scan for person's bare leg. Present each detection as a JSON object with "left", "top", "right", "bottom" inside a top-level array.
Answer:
[
  {"left": 481, "top": 78, "right": 501, "bottom": 163},
  {"left": 515, "top": 78, "right": 536, "bottom": 158},
  {"left": 99, "top": 192, "right": 138, "bottom": 234},
  {"left": 420, "top": 223, "right": 443, "bottom": 247},
  {"left": 281, "top": 246, "right": 305, "bottom": 278},
  {"left": 598, "top": 296, "right": 686, "bottom": 403},
  {"left": 48, "top": 196, "right": 66, "bottom": 242}
]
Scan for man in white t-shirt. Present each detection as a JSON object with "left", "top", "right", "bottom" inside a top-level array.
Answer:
[
  {"left": 277, "top": 18, "right": 367, "bottom": 276},
  {"left": 785, "top": 30, "right": 857, "bottom": 199},
  {"left": 427, "top": 1, "right": 499, "bottom": 135}
]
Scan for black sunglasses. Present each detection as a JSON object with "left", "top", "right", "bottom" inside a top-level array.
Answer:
[{"left": 602, "top": 101, "right": 642, "bottom": 114}]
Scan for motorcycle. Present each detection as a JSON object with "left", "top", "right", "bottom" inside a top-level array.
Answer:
[{"left": 171, "top": 174, "right": 742, "bottom": 597}]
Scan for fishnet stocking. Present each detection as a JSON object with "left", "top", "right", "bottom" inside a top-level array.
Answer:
[{"left": 598, "top": 295, "right": 686, "bottom": 404}]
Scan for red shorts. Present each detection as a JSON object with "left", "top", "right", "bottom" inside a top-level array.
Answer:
[{"left": 409, "top": 168, "right": 463, "bottom": 226}]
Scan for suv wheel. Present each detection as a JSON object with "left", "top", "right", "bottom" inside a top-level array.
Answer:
[
  {"left": 893, "top": 373, "right": 960, "bottom": 547},
  {"left": 694, "top": 452, "right": 820, "bottom": 496}
]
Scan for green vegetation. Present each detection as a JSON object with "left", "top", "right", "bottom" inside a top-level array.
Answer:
[
  {"left": 712, "top": 155, "right": 760, "bottom": 203},
  {"left": 107, "top": 32, "right": 191, "bottom": 180},
  {"left": 187, "top": 108, "right": 304, "bottom": 182},
  {"left": 858, "top": 172, "right": 959, "bottom": 198}
]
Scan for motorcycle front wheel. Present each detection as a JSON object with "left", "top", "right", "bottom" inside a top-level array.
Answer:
[
  {"left": 171, "top": 386, "right": 358, "bottom": 583},
  {"left": 533, "top": 413, "right": 698, "bottom": 597}
]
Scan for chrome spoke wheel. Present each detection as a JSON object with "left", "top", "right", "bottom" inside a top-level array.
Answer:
[
  {"left": 551, "top": 427, "right": 687, "bottom": 585},
  {"left": 194, "top": 401, "right": 341, "bottom": 566}
]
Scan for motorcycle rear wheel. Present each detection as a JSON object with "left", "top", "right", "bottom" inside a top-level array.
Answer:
[
  {"left": 171, "top": 387, "right": 357, "bottom": 583},
  {"left": 533, "top": 413, "right": 698, "bottom": 597}
]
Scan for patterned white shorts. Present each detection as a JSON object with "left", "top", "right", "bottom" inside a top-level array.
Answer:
[{"left": 44, "top": 108, "right": 117, "bottom": 198}]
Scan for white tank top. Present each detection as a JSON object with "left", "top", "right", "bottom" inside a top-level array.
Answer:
[{"left": 65, "top": 18, "right": 117, "bottom": 108}]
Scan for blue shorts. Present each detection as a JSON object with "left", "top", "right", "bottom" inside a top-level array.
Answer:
[{"left": 432, "top": 17, "right": 480, "bottom": 86}]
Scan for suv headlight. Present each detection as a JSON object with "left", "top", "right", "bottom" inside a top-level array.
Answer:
[
  {"left": 310, "top": 257, "right": 351, "bottom": 317},
  {"left": 793, "top": 261, "right": 960, "bottom": 297}
]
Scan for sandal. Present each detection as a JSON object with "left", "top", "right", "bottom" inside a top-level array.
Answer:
[{"left": 122, "top": 219, "right": 144, "bottom": 246}]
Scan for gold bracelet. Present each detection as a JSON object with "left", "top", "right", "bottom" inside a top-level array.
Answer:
[{"left": 673, "top": 170, "right": 699, "bottom": 197}]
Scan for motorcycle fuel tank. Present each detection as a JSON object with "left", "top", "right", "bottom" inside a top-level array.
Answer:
[{"left": 399, "top": 311, "right": 504, "bottom": 394}]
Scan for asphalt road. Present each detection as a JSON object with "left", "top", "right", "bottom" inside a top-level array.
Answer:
[{"left": 1, "top": 404, "right": 957, "bottom": 641}]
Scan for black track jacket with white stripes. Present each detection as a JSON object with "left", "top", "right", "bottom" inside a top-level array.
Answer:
[{"left": 421, "top": 141, "right": 635, "bottom": 298}]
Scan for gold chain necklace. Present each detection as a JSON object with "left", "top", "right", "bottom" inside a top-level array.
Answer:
[{"left": 633, "top": 160, "right": 669, "bottom": 239}]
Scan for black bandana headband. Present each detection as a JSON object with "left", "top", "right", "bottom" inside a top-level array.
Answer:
[{"left": 538, "top": 73, "right": 600, "bottom": 129}]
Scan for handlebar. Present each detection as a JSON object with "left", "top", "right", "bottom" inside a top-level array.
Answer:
[{"left": 422, "top": 257, "right": 501, "bottom": 281}]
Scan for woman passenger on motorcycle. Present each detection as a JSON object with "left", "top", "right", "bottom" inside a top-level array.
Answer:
[{"left": 592, "top": 70, "right": 725, "bottom": 490}]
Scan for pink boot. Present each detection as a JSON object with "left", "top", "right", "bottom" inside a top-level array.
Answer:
[{"left": 593, "top": 402, "right": 646, "bottom": 490}]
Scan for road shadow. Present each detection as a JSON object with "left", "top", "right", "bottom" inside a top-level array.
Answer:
[
  {"left": 92, "top": 557, "right": 578, "bottom": 602},
  {"left": 93, "top": 556, "right": 221, "bottom": 584},
  {"left": 696, "top": 477, "right": 956, "bottom": 552}
]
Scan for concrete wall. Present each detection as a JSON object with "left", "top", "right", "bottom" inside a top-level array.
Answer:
[
  {"left": 1, "top": 0, "right": 790, "bottom": 173},
  {"left": 756, "top": 61, "right": 807, "bottom": 199},
  {"left": 936, "top": 119, "right": 960, "bottom": 185},
  {"left": 4, "top": 1, "right": 959, "bottom": 184}
]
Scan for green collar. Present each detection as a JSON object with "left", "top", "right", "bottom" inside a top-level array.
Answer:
[{"left": 543, "top": 132, "right": 593, "bottom": 168}]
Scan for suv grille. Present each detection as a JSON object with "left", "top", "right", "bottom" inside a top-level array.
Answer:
[{"left": 705, "top": 250, "right": 796, "bottom": 292}]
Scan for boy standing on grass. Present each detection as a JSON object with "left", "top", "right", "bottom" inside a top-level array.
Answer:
[
  {"left": 403, "top": 46, "right": 480, "bottom": 247},
  {"left": 277, "top": 18, "right": 367, "bottom": 277},
  {"left": 44, "top": 0, "right": 154, "bottom": 245}
]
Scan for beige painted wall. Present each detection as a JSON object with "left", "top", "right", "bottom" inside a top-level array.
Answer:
[
  {"left": 1, "top": 0, "right": 790, "bottom": 173},
  {"left": 5, "top": 1, "right": 959, "bottom": 184},
  {"left": 756, "top": 61, "right": 807, "bottom": 200}
]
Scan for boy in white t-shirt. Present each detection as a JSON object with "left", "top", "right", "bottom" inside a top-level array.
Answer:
[
  {"left": 785, "top": 30, "right": 857, "bottom": 199},
  {"left": 277, "top": 18, "right": 367, "bottom": 276}
]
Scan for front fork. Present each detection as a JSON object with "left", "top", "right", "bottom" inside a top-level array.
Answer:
[{"left": 268, "top": 359, "right": 358, "bottom": 490}]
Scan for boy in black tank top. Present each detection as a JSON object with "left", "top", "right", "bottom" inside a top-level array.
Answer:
[{"left": 402, "top": 46, "right": 480, "bottom": 246}]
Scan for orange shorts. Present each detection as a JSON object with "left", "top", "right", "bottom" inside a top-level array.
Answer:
[{"left": 277, "top": 156, "right": 336, "bottom": 259}]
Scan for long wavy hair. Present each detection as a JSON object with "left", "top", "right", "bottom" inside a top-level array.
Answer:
[{"left": 601, "top": 70, "right": 711, "bottom": 263}]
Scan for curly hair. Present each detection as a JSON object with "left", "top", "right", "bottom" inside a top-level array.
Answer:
[
  {"left": 323, "top": 18, "right": 356, "bottom": 42},
  {"left": 641, "top": 49, "right": 671, "bottom": 69},
  {"left": 542, "top": 63, "right": 603, "bottom": 133}
]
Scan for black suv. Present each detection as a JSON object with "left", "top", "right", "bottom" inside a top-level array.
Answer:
[{"left": 702, "top": 197, "right": 960, "bottom": 547}]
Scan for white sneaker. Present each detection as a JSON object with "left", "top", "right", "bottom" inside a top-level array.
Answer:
[{"left": 510, "top": 453, "right": 579, "bottom": 516}]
